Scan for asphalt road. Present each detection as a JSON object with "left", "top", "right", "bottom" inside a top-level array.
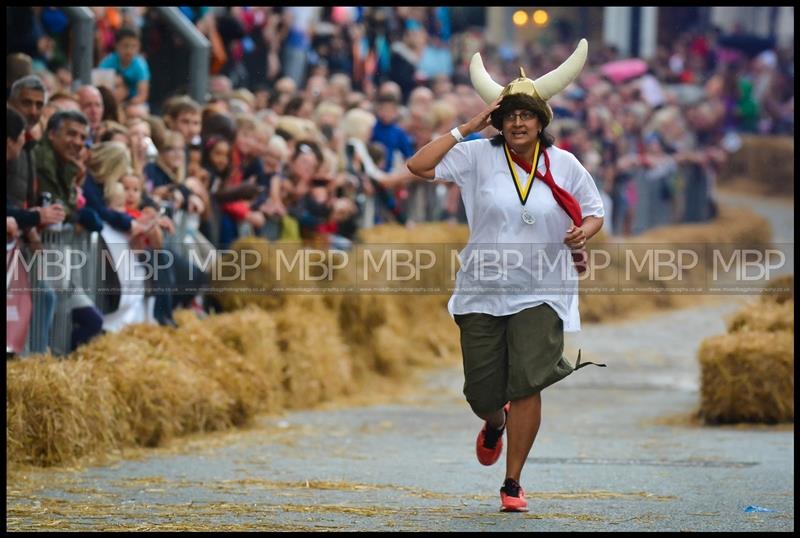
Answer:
[{"left": 6, "top": 296, "right": 794, "bottom": 532}]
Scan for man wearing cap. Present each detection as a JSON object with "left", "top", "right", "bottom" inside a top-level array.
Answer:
[{"left": 408, "top": 39, "right": 606, "bottom": 512}]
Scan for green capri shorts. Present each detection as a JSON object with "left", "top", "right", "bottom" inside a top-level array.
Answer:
[{"left": 454, "top": 303, "right": 574, "bottom": 415}]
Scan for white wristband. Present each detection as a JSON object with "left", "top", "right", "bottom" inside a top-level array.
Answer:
[{"left": 450, "top": 127, "right": 464, "bottom": 142}]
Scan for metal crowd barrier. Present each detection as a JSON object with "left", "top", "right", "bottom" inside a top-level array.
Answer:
[
  {"left": 18, "top": 225, "right": 104, "bottom": 357},
  {"left": 20, "top": 212, "right": 206, "bottom": 358},
  {"left": 10, "top": 212, "right": 219, "bottom": 358},
  {"left": 169, "top": 209, "right": 216, "bottom": 270}
]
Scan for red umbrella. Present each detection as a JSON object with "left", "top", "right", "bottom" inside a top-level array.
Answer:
[{"left": 600, "top": 58, "right": 648, "bottom": 84}]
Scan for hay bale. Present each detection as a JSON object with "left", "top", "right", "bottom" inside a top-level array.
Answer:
[
  {"left": 698, "top": 276, "right": 794, "bottom": 425},
  {"left": 718, "top": 135, "right": 794, "bottom": 196},
  {"left": 271, "top": 295, "right": 355, "bottom": 407},
  {"left": 761, "top": 274, "right": 794, "bottom": 304},
  {"left": 137, "top": 322, "right": 270, "bottom": 426},
  {"left": 369, "top": 296, "right": 459, "bottom": 376},
  {"left": 698, "top": 331, "right": 794, "bottom": 423},
  {"left": 6, "top": 356, "right": 128, "bottom": 466},
  {"left": 219, "top": 224, "right": 466, "bottom": 382},
  {"left": 211, "top": 237, "right": 291, "bottom": 312},
  {"left": 7, "top": 314, "right": 284, "bottom": 467},
  {"left": 72, "top": 327, "right": 237, "bottom": 445},
  {"left": 590, "top": 204, "right": 773, "bottom": 313},
  {"left": 212, "top": 237, "right": 349, "bottom": 311},
  {"left": 195, "top": 306, "right": 286, "bottom": 414},
  {"left": 358, "top": 221, "right": 469, "bottom": 244},
  {"left": 388, "top": 295, "right": 460, "bottom": 366},
  {"left": 727, "top": 300, "right": 794, "bottom": 333},
  {"left": 335, "top": 294, "right": 459, "bottom": 379},
  {"left": 580, "top": 294, "right": 669, "bottom": 323},
  {"left": 634, "top": 204, "right": 772, "bottom": 247},
  {"left": 336, "top": 295, "right": 390, "bottom": 377}
]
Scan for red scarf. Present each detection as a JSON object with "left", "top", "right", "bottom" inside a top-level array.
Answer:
[{"left": 508, "top": 147, "right": 588, "bottom": 274}]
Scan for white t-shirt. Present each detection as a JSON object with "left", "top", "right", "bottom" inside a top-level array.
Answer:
[{"left": 434, "top": 138, "right": 605, "bottom": 332}]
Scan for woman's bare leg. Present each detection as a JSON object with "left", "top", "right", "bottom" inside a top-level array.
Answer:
[{"left": 505, "top": 392, "right": 542, "bottom": 482}]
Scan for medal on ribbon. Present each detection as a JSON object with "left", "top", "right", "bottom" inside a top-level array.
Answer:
[{"left": 504, "top": 141, "right": 540, "bottom": 225}]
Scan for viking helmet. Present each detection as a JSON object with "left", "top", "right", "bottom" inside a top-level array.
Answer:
[{"left": 470, "top": 39, "right": 588, "bottom": 127}]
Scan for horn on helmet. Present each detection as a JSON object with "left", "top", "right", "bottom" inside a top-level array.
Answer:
[
  {"left": 532, "top": 38, "right": 588, "bottom": 100},
  {"left": 469, "top": 53, "right": 504, "bottom": 104}
]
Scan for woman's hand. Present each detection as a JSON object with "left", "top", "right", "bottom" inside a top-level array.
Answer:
[{"left": 563, "top": 224, "right": 587, "bottom": 250}]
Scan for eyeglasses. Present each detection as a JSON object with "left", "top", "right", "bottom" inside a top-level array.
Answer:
[{"left": 502, "top": 111, "right": 537, "bottom": 123}]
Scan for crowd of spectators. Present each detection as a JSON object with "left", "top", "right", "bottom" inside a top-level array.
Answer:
[{"left": 6, "top": 6, "right": 795, "bottom": 355}]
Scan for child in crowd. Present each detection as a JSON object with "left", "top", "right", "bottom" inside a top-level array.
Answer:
[
  {"left": 105, "top": 181, "right": 128, "bottom": 215},
  {"left": 371, "top": 92, "right": 415, "bottom": 172},
  {"left": 106, "top": 174, "right": 182, "bottom": 326},
  {"left": 98, "top": 27, "right": 150, "bottom": 105},
  {"left": 122, "top": 172, "right": 176, "bottom": 236},
  {"left": 105, "top": 176, "right": 162, "bottom": 249},
  {"left": 145, "top": 130, "right": 186, "bottom": 195},
  {"left": 121, "top": 173, "right": 144, "bottom": 219}
]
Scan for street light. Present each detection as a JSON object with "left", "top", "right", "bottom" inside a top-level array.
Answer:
[
  {"left": 513, "top": 10, "right": 529, "bottom": 26},
  {"left": 532, "top": 9, "right": 549, "bottom": 26}
]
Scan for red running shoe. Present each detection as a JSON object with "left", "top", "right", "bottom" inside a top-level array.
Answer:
[
  {"left": 500, "top": 477, "right": 528, "bottom": 512},
  {"left": 475, "top": 403, "right": 509, "bottom": 466}
]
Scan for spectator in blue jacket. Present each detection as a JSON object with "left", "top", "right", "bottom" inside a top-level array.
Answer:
[
  {"left": 370, "top": 92, "right": 414, "bottom": 172},
  {"left": 98, "top": 27, "right": 150, "bottom": 105}
]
